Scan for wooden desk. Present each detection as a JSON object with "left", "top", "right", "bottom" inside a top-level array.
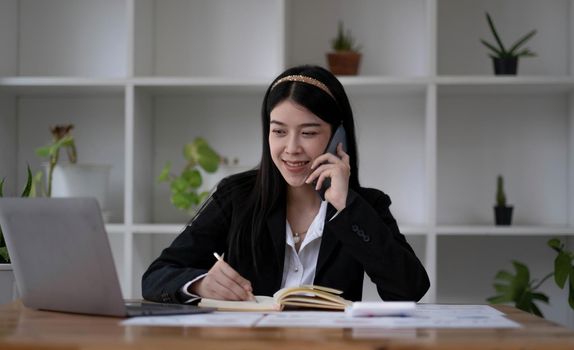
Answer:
[{"left": 1, "top": 301, "right": 573, "bottom": 350}]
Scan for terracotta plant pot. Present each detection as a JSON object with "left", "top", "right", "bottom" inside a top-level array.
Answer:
[{"left": 327, "top": 52, "right": 362, "bottom": 76}]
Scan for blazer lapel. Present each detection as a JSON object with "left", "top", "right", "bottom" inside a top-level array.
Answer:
[
  {"left": 315, "top": 203, "right": 340, "bottom": 277},
  {"left": 266, "top": 203, "right": 286, "bottom": 286}
]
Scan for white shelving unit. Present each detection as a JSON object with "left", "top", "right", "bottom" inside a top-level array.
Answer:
[{"left": 1, "top": 0, "right": 573, "bottom": 327}]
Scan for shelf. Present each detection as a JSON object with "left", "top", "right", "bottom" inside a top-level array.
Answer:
[
  {"left": 134, "top": 76, "right": 428, "bottom": 95},
  {"left": 105, "top": 224, "right": 128, "bottom": 234},
  {"left": 436, "top": 76, "right": 574, "bottom": 95},
  {"left": 0, "top": 77, "right": 126, "bottom": 96},
  {"left": 132, "top": 224, "right": 185, "bottom": 235},
  {"left": 437, "top": 226, "right": 574, "bottom": 236},
  {"left": 1, "top": 76, "right": 571, "bottom": 96},
  {"left": 339, "top": 76, "right": 428, "bottom": 95},
  {"left": 133, "top": 77, "right": 269, "bottom": 95},
  {"left": 401, "top": 226, "right": 429, "bottom": 235}
]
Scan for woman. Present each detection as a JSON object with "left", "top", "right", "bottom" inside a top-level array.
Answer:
[{"left": 142, "top": 65, "right": 429, "bottom": 304}]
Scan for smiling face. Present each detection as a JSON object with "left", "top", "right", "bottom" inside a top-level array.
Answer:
[{"left": 269, "top": 99, "right": 332, "bottom": 188}]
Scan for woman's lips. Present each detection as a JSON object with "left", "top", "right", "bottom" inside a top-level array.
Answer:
[{"left": 283, "top": 159, "right": 310, "bottom": 173}]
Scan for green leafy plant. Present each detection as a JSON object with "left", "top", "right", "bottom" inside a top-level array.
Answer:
[
  {"left": 488, "top": 238, "right": 574, "bottom": 318},
  {"left": 496, "top": 174, "right": 507, "bottom": 207},
  {"left": 480, "top": 12, "right": 537, "bottom": 59},
  {"left": 35, "top": 124, "right": 77, "bottom": 197},
  {"left": 0, "top": 166, "right": 34, "bottom": 263},
  {"left": 158, "top": 138, "right": 221, "bottom": 212},
  {"left": 331, "top": 21, "right": 361, "bottom": 52}
]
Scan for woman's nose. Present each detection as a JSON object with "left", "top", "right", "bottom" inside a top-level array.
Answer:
[{"left": 284, "top": 135, "right": 301, "bottom": 154}]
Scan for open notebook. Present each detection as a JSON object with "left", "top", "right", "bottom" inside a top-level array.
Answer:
[{"left": 198, "top": 285, "right": 352, "bottom": 311}]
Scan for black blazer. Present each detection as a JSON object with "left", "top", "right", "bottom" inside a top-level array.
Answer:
[{"left": 142, "top": 171, "right": 430, "bottom": 303}]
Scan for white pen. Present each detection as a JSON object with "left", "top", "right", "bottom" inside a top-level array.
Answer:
[{"left": 212, "top": 252, "right": 257, "bottom": 302}]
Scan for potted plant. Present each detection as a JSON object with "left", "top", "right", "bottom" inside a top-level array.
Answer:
[
  {"left": 494, "top": 175, "right": 513, "bottom": 225},
  {"left": 0, "top": 166, "right": 34, "bottom": 304},
  {"left": 36, "top": 125, "right": 112, "bottom": 220},
  {"left": 326, "top": 21, "right": 362, "bottom": 76},
  {"left": 480, "top": 12, "right": 537, "bottom": 75},
  {"left": 158, "top": 138, "right": 221, "bottom": 214},
  {"left": 488, "top": 238, "right": 574, "bottom": 318}
]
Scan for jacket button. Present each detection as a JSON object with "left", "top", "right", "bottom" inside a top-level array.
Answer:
[
  {"left": 352, "top": 224, "right": 359, "bottom": 232},
  {"left": 355, "top": 229, "right": 370, "bottom": 242}
]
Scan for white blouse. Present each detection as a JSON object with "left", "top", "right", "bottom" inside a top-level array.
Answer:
[{"left": 281, "top": 201, "right": 328, "bottom": 289}]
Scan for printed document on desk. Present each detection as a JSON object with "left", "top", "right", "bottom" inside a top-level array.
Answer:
[
  {"left": 122, "top": 312, "right": 266, "bottom": 327},
  {"left": 257, "top": 306, "right": 520, "bottom": 328},
  {"left": 122, "top": 305, "right": 520, "bottom": 328}
]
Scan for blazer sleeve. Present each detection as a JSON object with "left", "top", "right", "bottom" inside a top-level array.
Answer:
[
  {"left": 326, "top": 188, "right": 430, "bottom": 301},
  {"left": 141, "top": 187, "right": 232, "bottom": 304}
]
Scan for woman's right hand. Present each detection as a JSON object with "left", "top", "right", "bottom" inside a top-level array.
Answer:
[{"left": 189, "top": 259, "right": 255, "bottom": 301}]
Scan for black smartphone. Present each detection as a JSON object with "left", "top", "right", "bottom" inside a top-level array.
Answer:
[{"left": 314, "top": 125, "right": 348, "bottom": 201}]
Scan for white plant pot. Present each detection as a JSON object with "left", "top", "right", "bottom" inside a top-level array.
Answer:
[
  {"left": 0, "top": 264, "right": 18, "bottom": 304},
  {"left": 48, "top": 164, "right": 112, "bottom": 220}
]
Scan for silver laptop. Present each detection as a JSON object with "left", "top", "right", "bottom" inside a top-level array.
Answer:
[{"left": 0, "top": 197, "right": 212, "bottom": 317}]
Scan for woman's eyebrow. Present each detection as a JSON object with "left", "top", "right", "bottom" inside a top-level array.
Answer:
[{"left": 270, "top": 120, "right": 322, "bottom": 127}]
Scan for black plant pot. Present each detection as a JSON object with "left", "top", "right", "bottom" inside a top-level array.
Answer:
[
  {"left": 492, "top": 57, "right": 518, "bottom": 75},
  {"left": 494, "top": 206, "right": 513, "bottom": 226}
]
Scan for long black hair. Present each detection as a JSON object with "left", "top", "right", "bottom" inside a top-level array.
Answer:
[{"left": 227, "top": 65, "right": 360, "bottom": 273}]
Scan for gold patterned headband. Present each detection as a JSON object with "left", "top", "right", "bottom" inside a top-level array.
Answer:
[{"left": 271, "top": 75, "right": 335, "bottom": 99}]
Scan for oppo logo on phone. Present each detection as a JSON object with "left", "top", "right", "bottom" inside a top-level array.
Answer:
[{"left": 315, "top": 125, "right": 348, "bottom": 200}]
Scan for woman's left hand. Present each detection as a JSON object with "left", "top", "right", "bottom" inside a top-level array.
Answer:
[{"left": 305, "top": 143, "right": 350, "bottom": 211}]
